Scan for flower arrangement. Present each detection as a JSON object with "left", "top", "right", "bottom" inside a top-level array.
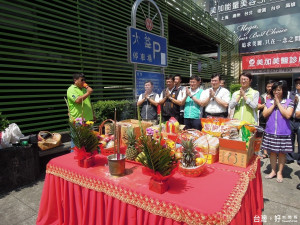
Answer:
[
  {"left": 69, "top": 118, "right": 99, "bottom": 167},
  {"left": 136, "top": 107, "right": 177, "bottom": 181}
]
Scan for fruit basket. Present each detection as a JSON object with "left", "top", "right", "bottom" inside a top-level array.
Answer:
[
  {"left": 177, "top": 138, "right": 208, "bottom": 177},
  {"left": 178, "top": 162, "right": 206, "bottom": 177},
  {"left": 98, "top": 119, "right": 117, "bottom": 156}
]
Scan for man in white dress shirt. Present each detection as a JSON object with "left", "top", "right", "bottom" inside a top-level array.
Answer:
[{"left": 201, "top": 74, "right": 230, "bottom": 118}]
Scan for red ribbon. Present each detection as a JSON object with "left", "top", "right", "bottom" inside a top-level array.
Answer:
[
  {"left": 143, "top": 166, "right": 177, "bottom": 181},
  {"left": 73, "top": 146, "right": 97, "bottom": 160}
]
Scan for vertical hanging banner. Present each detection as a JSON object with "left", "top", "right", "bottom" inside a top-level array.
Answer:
[{"left": 128, "top": 26, "right": 167, "bottom": 67}]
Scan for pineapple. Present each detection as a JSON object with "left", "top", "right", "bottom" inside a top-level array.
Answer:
[
  {"left": 125, "top": 127, "right": 138, "bottom": 160},
  {"left": 181, "top": 139, "right": 197, "bottom": 168}
]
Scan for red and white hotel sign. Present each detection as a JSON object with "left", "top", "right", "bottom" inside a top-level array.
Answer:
[{"left": 242, "top": 51, "right": 300, "bottom": 70}]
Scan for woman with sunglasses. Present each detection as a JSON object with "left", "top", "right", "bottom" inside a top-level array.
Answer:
[{"left": 262, "top": 80, "right": 294, "bottom": 183}]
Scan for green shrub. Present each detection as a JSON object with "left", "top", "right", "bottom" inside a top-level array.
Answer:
[
  {"left": 0, "top": 112, "right": 9, "bottom": 131},
  {"left": 229, "top": 83, "right": 241, "bottom": 95},
  {"left": 93, "top": 100, "right": 135, "bottom": 123}
]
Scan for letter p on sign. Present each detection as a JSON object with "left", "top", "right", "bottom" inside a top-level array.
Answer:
[{"left": 153, "top": 41, "right": 161, "bottom": 59}]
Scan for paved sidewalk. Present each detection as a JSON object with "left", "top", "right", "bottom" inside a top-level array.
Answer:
[{"left": 0, "top": 157, "right": 299, "bottom": 225}]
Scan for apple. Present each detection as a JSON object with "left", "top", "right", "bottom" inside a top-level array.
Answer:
[
  {"left": 175, "top": 152, "right": 183, "bottom": 159},
  {"left": 176, "top": 146, "right": 183, "bottom": 152}
]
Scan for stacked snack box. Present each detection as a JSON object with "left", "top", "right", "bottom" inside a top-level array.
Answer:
[
  {"left": 218, "top": 136, "right": 255, "bottom": 168},
  {"left": 217, "top": 120, "right": 258, "bottom": 168}
]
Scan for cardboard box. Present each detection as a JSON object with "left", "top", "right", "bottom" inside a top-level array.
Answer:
[
  {"left": 105, "top": 120, "right": 153, "bottom": 146},
  {"left": 119, "top": 119, "right": 153, "bottom": 133},
  {"left": 218, "top": 136, "right": 255, "bottom": 168}
]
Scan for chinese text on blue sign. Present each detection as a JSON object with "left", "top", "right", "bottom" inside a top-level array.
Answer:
[{"left": 128, "top": 26, "right": 167, "bottom": 67}]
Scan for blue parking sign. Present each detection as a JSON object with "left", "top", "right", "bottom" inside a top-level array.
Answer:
[{"left": 128, "top": 26, "right": 167, "bottom": 67}]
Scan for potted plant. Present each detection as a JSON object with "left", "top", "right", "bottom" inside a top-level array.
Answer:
[
  {"left": 69, "top": 118, "right": 99, "bottom": 168},
  {"left": 135, "top": 101, "right": 178, "bottom": 193}
]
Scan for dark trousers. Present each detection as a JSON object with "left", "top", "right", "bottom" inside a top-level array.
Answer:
[
  {"left": 178, "top": 112, "right": 184, "bottom": 125},
  {"left": 289, "top": 119, "right": 300, "bottom": 164},
  {"left": 184, "top": 118, "right": 202, "bottom": 131}
]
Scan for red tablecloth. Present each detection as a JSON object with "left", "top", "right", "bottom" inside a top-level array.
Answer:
[{"left": 36, "top": 153, "right": 263, "bottom": 225}]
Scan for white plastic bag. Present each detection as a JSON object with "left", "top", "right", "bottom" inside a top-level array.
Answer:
[
  {"left": 9, "top": 123, "right": 24, "bottom": 144},
  {"left": 0, "top": 123, "right": 24, "bottom": 149}
]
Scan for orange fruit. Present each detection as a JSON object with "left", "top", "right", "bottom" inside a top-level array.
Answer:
[
  {"left": 195, "top": 157, "right": 205, "bottom": 166},
  {"left": 170, "top": 150, "right": 175, "bottom": 156}
]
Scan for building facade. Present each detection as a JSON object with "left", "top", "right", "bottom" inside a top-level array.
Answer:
[{"left": 0, "top": 0, "right": 238, "bottom": 134}]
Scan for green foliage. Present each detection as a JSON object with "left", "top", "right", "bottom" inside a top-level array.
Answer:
[
  {"left": 136, "top": 135, "right": 177, "bottom": 176},
  {"left": 69, "top": 122, "right": 99, "bottom": 153},
  {"left": 0, "top": 112, "right": 10, "bottom": 131},
  {"left": 229, "top": 83, "right": 241, "bottom": 94},
  {"left": 93, "top": 100, "right": 134, "bottom": 123}
]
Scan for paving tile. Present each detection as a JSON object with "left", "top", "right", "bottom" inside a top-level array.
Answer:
[
  {"left": 11, "top": 179, "right": 45, "bottom": 212},
  {"left": 262, "top": 201, "right": 300, "bottom": 224},
  {"left": 261, "top": 159, "right": 300, "bottom": 209},
  {"left": 0, "top": 195, "right": 35, "bottom": 225},
  {"left": 17, "top": 215, "right": 38, "bottom": 225}
]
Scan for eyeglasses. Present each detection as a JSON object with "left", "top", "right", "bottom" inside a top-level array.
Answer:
[{"left": 80, "top": 78, "right": 86, "bottom": 82}]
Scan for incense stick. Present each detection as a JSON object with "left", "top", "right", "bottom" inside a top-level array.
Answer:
[{"left": 114, "top": 108, "right": 117, "bottom": 155}]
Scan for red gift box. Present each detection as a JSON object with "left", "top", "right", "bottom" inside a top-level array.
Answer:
[
  {"left": 78, "top": 156, "right": 95, "bottom": 168},
  {"left": 149, "top": 177, "right": 169, "bottom": 194}
]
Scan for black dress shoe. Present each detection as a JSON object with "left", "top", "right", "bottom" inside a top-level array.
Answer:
[
  {"left": 286, "top": 160, "right": 294, "bottom": 164},
  {"left": 297, "top": 183, "right": 300, "bottom": 190}
]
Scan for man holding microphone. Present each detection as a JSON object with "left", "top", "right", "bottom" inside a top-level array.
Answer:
[{"left": 67, "top": 73, "right": 95, "bottom": 122}]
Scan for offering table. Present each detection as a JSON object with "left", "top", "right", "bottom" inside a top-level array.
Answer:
[{"left": 36, "top": 153, "right": 263, "bottom": 225}]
